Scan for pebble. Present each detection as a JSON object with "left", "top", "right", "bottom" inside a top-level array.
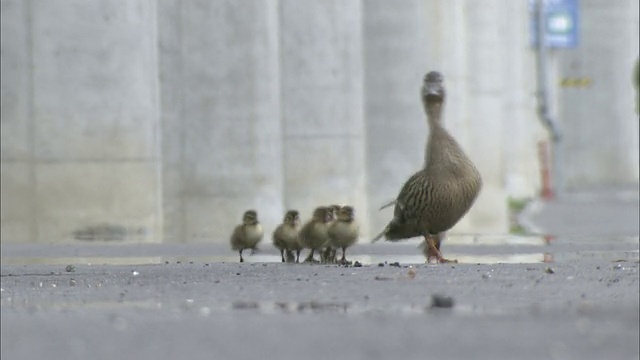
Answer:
[
  {"left": 389, "top": 262, "right": 401, "bottom": 268},
  {"left": 431, "top": 294, "right": 455, "bottom": 308},
  {"left": 232, "top": 301, "right": 259, "bottom": 310},
  {"left": 69, "top": 279, "right": 76, "bottom": 286},
  {"left": 65, "top": 265, "right": 76, "bottom": 273},
  {"left": 353, "top": 261, "right": 363, "bottom": 268},
  {"left": 545, "top": 267, "right": 555, "bottom": 274}
]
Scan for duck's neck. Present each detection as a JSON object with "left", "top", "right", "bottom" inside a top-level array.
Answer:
[
  {"left": 423, "top": 100, "right": 443, "bottom": 127},
  {"left": 423, "top": 100, "right": 447, "bottom": 169}
]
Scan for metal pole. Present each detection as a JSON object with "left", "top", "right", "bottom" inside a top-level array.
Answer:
[{"left": 534, "top": 0, "right": 564, "bottom": 197}]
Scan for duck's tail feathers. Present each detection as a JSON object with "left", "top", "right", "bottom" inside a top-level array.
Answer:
[
  {"left": 371, "top": 225, "right": 389, "bottom": 243},
  {"left": 378, "top": 200, "right": 396, "bottom": 211}
]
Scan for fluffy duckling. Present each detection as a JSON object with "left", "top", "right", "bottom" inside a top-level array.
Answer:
[
  {"left": 328, "top": 206, "right": 359, "bottom": 265},
  {"left": 321, "top": 204, "right": 342, "bottom": 263},
  {"left": 299, "top": 206, "right": 333, "bottom": 263},
  {"left": 272, "top": 210, "right": 302, "bottom": 263},
  {"left": 230, "top": 210, "right": 263, "bottom": 263}
]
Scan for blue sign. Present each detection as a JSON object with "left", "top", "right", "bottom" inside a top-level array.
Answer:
[{"left": 530, "top": 0, "right": 579, "bottom": 48}]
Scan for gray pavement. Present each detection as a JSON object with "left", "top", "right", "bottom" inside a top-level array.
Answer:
[
  {"left": 1, "top": 186, "right": 639, "bottom": 360},
  {"left": 519, "top": 184, "right": 639, "bottom": 237}
]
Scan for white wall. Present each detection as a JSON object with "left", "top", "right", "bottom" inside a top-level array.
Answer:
[
  {"left": 158, "top": 0, "right": 284, "bottom": 242},
  {"left": 158, "top": 0, "right": 367, "bottom": 243},
  {"left": 2, "top": 0, "right": 637, "bottom": 244},
  {"left": 363, "top": 0, "right": 430, "bottom": 238},
  {"left": 1, "top": 0, "right": 161, "bottom": 243},
  {"left": 280, "top": 0, "right": 368, "bottom": 237}
]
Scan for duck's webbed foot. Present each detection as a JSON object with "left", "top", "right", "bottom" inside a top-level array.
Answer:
[
  {"left": 337, "top": 248, "right": 352, "bottom": 266},
  {"left": 424, "top": 235, "right": 457, "bottom": 264},
  {"left": 303, "top": 250, "right": 319, "bottom": 264},
  {"left": 338, "top": 256, "right": 352, "bottom": 266}
]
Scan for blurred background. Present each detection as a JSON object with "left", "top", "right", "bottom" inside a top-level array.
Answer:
[{"left": 1, "top": 0, "right": 638, "bottom": 245}]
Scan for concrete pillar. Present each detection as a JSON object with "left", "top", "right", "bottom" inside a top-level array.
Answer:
[
  {"left": 1, "top": 0, "right": 161, "bottom": 243},
  {"left": 458, "top": 2, "right": 509, "bottom": 233},
  {"left": 280, "top": 0, "right": 368, "bottom": 236},
  {"left": 501, "top": 1, "right": 547, "bottom": 199},
  {"left": 363, "top": 0, "right": 429, "bottom": 238},
  {"left": 557, "top": 0, "right": 640, "bottom": 188},
  {"left": 159, "top": 0, "right": 284, "bottom": 242},
  {"left": 1, "top": 0, "right": 34, "bottom": 243}
]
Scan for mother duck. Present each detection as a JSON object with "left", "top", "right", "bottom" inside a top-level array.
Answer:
[{"left": 373, "top": 71, "right": 482, "bottom": 263}]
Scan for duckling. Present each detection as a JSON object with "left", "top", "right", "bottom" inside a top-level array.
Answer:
[
  {"left": 272, "top": 210, "right": 302, "bottom": 263},
  {"left": 328, "top": 205, "right": 359, "bottom": 265},
  {"left": 321, "top": 204, "right": 342, "bottom": 264},
  {"left": 299, "top": 206, "right": 333, "bottom": 263},
  {"left": 230, "top": 210, "right": 264, "bottom": 263},
  {"left": 373, "top": 71, "right": 482, "bottom": 264}
]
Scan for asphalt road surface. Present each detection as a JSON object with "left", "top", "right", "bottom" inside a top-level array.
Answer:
[
  {"left": 1, "top": 239, "right": 639, "bottom": 360},
  {"left": 2, "top": 186, "right": 639, "bottom": 360}
]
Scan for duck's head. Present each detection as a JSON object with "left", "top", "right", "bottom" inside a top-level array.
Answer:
[
  {"left": 422, "top": 71, "right": 445, "bottom": 104},
  {"left": 284, "top": 210, "right": 300, "bottom": 226},
  {"left": 242, "top": 210, "right": 259, "bottom": 225},
  {"left": 337, "top": 206, "right": 355, "bottom": 222}
]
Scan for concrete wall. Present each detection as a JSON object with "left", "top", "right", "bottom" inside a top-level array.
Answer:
[
  {"left": 501, "top": 1, "right": 547, "bottom": 200},
  {"left": 280, "top": 0, "right": 368, "bottom": 236},
  {"left": 158, "top": 0, "right": 284, "bottom": 242},
  {"left": 2, "top": 1, "right": 637, "bottom": 244},
  {"left": 1, "top": 0, "right": 161, "bottom": 243},
  {"left": 363, "top": 0, "right": 430, "bottom": 238},
  {"left": 158, "top": 0, "right": 367, "bottom": 242},
  {"left": 556, "top": 0, "right": 640, "bottom": 189}
]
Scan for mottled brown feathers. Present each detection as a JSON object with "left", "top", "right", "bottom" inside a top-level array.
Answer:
[{"left": 374, "top": 71, "right": 482, "bottom": 244}]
